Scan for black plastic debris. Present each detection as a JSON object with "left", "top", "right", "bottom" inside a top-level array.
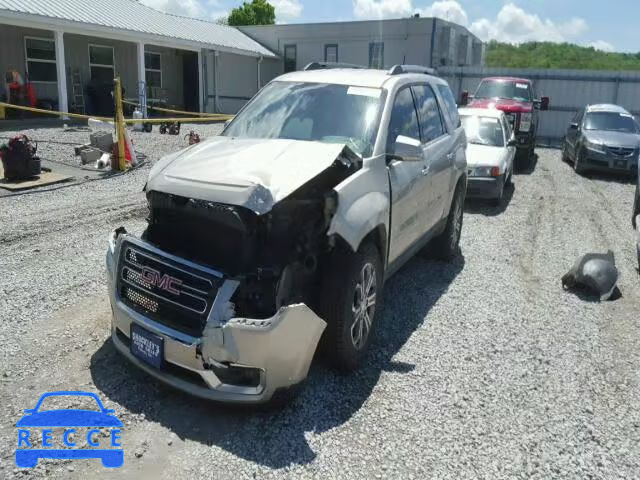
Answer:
[{"left": 562, "top": 250, "right": 620, "bottom": 301}]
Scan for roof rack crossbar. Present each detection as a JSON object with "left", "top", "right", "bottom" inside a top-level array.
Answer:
[
  {"left": 303, "top": 62, "right": 366, "bottom": 71},
  {"left": 388, "top": 65, "right": 436, "bottom": 76}
]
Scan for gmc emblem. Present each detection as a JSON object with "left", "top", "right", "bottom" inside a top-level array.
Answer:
[{"left": 141, "top": 266, "right": 183, "bottom": 295}]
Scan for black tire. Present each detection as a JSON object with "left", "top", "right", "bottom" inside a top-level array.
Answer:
[
  {"left": 632, "top": 183, "right": 639, "bottom": 229},
  {"left": 561, "top": 142, "right": 570, "bottom": 163},
  {"left": 320, "top": 242, "right": 383, "bottom": 371},
  {"left": 432, "top": 182, "right": 464, "bottom": 260},
  {"left": 505, "top": 167, "right": 513, "bottom": 186},
  {"left": 574, "top": 148, "right": 586, "bottom": 175}
]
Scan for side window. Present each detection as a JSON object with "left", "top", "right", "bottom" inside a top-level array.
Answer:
[
  {"left": 412, "top": 85, "right": 445, "bottom": 143},
  {"left": 436, "top": 84, "right": 460, "bottom": 128},
  {"left": 369, "top": 42, "right": 384, "bottom": 69},
  {"left": 387, "top": 88, "right": 420, "bottom": 153},
  {"left": 502, "top": 116, "right": 512, "bottom": 141},
  {"left": 572, "top": 109, "right": 584, "bottom": 124},
  {"left": 284, "top": 45, "right": 296, "bottom": 73}
]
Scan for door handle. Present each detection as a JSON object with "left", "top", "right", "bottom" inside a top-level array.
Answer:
[{"left": 421, "top": 165, "right": 430, "bottom": 176}]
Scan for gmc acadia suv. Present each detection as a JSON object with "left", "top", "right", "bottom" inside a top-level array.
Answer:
[{"left": 106, "top": 64, "right": 467, "bottom": 404}]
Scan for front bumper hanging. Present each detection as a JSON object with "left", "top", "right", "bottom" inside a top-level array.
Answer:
[{"left": 106, "top": 232, "right": 326, "bottom": 404}]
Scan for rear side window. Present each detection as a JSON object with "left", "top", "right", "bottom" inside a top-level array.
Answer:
[
  {"left": 412, "top": 85, "right": 445, "bottom": 143},
  {"left": 436, "top": 84, "right": 461, "bottom": 129},
  {"left": 387, "top": 88, "right": 420, "bottom": 152}
]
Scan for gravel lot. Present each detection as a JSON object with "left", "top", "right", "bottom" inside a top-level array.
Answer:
[{"left": 1, "top": 129, "right": 639, "bottom": 479}]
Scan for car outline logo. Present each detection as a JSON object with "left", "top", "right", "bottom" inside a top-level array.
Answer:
[{"left": 15, "top": 391, "right": 123, "bottom": 468}]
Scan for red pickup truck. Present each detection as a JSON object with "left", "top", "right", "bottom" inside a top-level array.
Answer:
[{"left": 460, "top": 77, "right": 549, "bottom": 167}]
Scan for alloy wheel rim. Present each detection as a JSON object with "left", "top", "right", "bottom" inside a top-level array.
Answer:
[{"left": 351, "top": 262, "right": 376, "bottom": 350}]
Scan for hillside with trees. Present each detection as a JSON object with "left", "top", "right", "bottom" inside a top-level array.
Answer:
[{"left": 485, "top": 41, "right": 640, "bottom": 70}]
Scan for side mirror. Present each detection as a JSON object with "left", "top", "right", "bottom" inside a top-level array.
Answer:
[
  {"left": 459, "top": 90, "right": 470, "bottom": 106},
  {"left": 569, "top": 122, "right": 578, "bottom": 130},
  {"left": 540, "top": 96, "right": 550, "bottom": 111},
  {"left": 507, "top": 138, "right": 518, "bottom": 147},
  {"left": 389, "top": 135, "right": 423, "bottom": 162}
]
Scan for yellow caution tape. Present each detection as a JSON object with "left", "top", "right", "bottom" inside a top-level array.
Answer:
[
  {"left": 122, "top": 100, "right": 231, "bottom": 118},
  {"left": 0, "top": 101, "right": 232, "bottom": 124},
  {"left": 0, "top": 102, "right": 113, "bottom": 121},
  {"left": 123, "top": 116, "right": 232, "bottom": 124}
]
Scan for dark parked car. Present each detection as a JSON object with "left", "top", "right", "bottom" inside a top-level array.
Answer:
[{"left": 562, "top": 104, "right": 640, "bottom": 175}]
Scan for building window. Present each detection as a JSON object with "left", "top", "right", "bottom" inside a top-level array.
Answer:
[
  {"left": 89, "top": 45, "right": 115, "bottom": 83},
  {"left": 24, "top": 37, "right": 57, "bottom": 82},
  {"left": 369, "top": 42, "right": 384, "bottom": 69},
  {"left": 284, "top": 45, "right": 297, "bottom": 72},
  {"left": 324, "top": 44, "right": 338, "bottom": 63},
  {"left": 145, "top": 51, "right": 162, "bottom": 98}
]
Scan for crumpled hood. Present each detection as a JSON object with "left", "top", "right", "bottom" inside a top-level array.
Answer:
[
  {"left": 146, "top": 136, "right": 355, "bottom": 215},
  {"left": 469, "top": 97, "right": 533, "bottom": 113},
  {"left": 583, "top": 130, "right": 640, "bottom": 149}
]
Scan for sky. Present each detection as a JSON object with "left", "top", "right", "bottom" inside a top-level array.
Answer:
[{"left": 139, "top": 0, "right": 638, "bottom": 53}]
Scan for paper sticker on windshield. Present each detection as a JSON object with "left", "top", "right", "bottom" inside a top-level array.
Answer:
[
  {"left": 515, "top": 83, "right": 528, "bottom": 89},
  {"left": 347, "top": 86, "right": 381, "bottom": 98}
]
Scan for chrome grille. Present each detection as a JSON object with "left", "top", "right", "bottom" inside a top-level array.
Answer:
[
  {"left": 606, "top": 146, "right": 635, "bottom": 157},
  {"left": 117, "top": 241, "right": 223, "bottom": 336}
]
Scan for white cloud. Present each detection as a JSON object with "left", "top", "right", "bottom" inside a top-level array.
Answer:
[
  {"left": 589, "top": 40, "right": 615, "bottom": 52},
  {"left": 417, "top": 1, "right": 468, "bottom": 26},
  {"left": 140, "top": 0, "right": 207, "bottom": 18},
  {"left": 352, "top": 0, "right": 413, "bottom": 20},
  {"left": 272, "top": 0, "right": 303, "bottom": 20},
  {"left": 469, "top": 3, "right": 587, "bottom": 44}
]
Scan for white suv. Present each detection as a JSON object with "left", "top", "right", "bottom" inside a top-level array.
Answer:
[{"left": 106, "top": 64, "right": 467, "bottom": 404}]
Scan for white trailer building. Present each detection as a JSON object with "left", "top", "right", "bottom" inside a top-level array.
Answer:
[{"left": 240, "top": 16, "right": 484, "bottom": 73}]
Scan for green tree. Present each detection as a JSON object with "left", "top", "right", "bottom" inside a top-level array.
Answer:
[
  {"left": 228, "top": 0, "right": 275, "bottom": 26},
  {"left": 485, "top": 41, "right": 640, "bottom": 71}
]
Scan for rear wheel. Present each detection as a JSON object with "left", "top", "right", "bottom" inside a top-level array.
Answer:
[
  {"left": 321, "top": 242, "right": 383, "bottom": 371},
  {"left": 432, "top": 183, "right": 464, "bottom": 260},
  {"left": 632, "top": 183, "right": 639, "bottom": 229}
]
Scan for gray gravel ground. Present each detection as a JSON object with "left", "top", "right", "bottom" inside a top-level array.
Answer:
[{"left": 1, "top": 137, "right": 639, "bottom": 479}]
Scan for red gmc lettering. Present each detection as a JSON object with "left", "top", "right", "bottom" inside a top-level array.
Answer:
[{"left": 141, "top": 266, "right": 182, "bottom": 295}]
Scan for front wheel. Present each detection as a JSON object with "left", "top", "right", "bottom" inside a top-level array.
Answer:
[
  {"left": 574, "top": 148, "right": 586, "bottom": 175},
  {"left": 431, "top": 183, "right": 464, "bottom": 260},
  {"left": 320, "top": 243, "right": 383, "bottom": 371}
]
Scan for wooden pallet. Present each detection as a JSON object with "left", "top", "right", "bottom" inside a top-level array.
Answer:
[{"left": 0, "top": 164, "right": 73, "bottom": 191}]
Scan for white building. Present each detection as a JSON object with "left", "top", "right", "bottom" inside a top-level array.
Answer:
[
  {"left": 0, "top": 2, "right": 482, "bottom": 116},
  {"left": 0, "top": 0, "right": 280, "bottom": 115},
  {"left": 240, "top": 16, "right": 484, "bottom": 73}
]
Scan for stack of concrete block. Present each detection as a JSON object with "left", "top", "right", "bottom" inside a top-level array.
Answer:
[{"left": 75, "top": 131, "right": 115, "bottom": 165}]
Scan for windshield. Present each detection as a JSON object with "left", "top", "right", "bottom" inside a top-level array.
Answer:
[
  {"left": 461, "top": 115, "right": 505, "bottom": 146},
  {"left": 223, "top": 81, "right": 383, "bottom": 156},
  {"left": 475, "top": 80, "right": 532, "bottom": 102},
  {"left": 584, "top": 112, "right": 638, "bottom": 133}
]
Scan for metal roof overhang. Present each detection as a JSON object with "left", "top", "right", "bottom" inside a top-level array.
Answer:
[{"left": 0, "top": 9, "right": 277, "bottom": 58}]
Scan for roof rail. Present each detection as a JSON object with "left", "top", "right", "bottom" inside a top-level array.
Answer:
[
  {"left": 388, "top": 65, "right": 436, "bottom": 76},
  {"left": 303, "top": 62, "right": 365, "bottom": 71}
]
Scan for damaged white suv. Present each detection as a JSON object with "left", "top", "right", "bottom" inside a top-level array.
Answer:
[{"left": 106, "top": 65, "right": 467, "bottom": 404}]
